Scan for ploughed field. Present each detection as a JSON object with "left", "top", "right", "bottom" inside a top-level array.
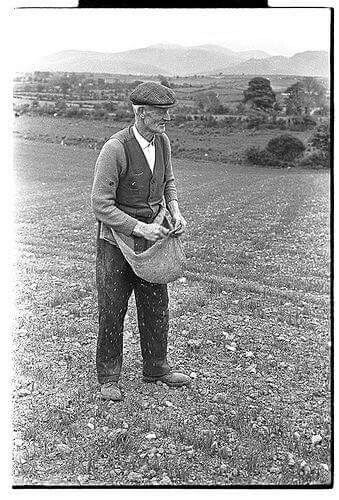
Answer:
[{"left": 12, "top": 116, "right": 331, "bottom": 486}]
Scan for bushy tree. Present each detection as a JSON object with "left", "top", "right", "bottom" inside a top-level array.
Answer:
[
  {"left": 193, "top": 91, "right": 223, "bottom": 113},
  {"left": 309, "top": 123, "right": 330, "bottom": 152},
  {"left": 243, "top": 77, "right": 276, "bottom": 111},
  {"left": 285, "top": 77, "right": 326, "bottom": 116},
  {"left": 308, "top": 123, "right": 330, "bottom": 167},
  {"left": 158, "top": 75, "right": 170, "bottom": 87},
  {"left": 266, "top": 134, "right": 305, "bottom": 162}
]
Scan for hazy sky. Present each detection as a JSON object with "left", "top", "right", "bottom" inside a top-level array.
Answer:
[{"left": 11, "top": 8, "right": 331, "bottom": 70}]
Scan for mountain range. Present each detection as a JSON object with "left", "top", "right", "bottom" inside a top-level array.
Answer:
[{"left": 32, "top": 44, "right": 328, "bottom": 77}]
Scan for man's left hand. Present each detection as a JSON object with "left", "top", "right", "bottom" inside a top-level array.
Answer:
[{"left": 171, "top": 213, "right": 187, "bottom": 235}]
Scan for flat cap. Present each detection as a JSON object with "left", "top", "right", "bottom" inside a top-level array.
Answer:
[{"left": 130, "top": 81, "right": 176, "bottom": 107}]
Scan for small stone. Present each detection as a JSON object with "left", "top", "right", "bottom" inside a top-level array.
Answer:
[
  {"left": 18, "top": 388, "right": 31, "bottom": 397},
  {"left": 300, "top": 460, "right": 307, "bottom": 469},
  {"left": 293, "top": 431, "right": 301, "bottom": 441},
  {"left": 122, "top": 421, "right": 129, "bottom": 429},
  {"left": 187, "top": 449, "right": 194, "bottom": 458},
  {"left": 222, "top": 332, "right": 234, "bottom": 340},
  {"left": 149, "top": 469, "right": 157, "bottom": 477},
  {"left": 183, "top": 445, "right": 193, "bottom": 451},
  {"left": 178, "top": 277, "right": 187, "bottom": 284},
  {"left": 102, "top": 426, "right": 109, "bottom": 433},
  {"left": 56, "top": 443, "right": 71, "bottom": 454},
  {"left": 220, "top": 464, "right": 227, "bottom": 473},
  {"left": 304, "top": 466, "right": 311, "bottom": 475},
  {"left": 14, "top": 439, "right": 23, "bottom": 447},
  {"left": 320, "top": 463, "right": 329, "bottom": 472},
  {"left": 311, "top": 434, "right": 322, "bottom": 446},
  {"left": 145, "top": 432, "right": 157, "bottom": 440},
  {"left": 287, "top": 453, "right": 295, "bottom": 466},
  {"left": 159, "top": 473, "right": 172, "bottom": 485},
  {"left": 219, "top": 445, "right": 232, "bottom": 458},
  {"left": 213, "top": 392, "right": 227, "bottom": 403},
  {"left": 226, "top": 345, "right": 236, "bottom": 352},
  {"left": 87, "top": 422, "right": 95, "bottom": 430},
  {"left": 77, "top": 475, "right": 89, "bottom": 483},
  {"left": 190, "top": 372, "right": 197, "bottom": 379},
  {"left": 269, "top": 466, "right": 280, "bottom": 474},
  {"left": 208, "top": 414, "right": 218, "bottom": 423},
  {"left": 187, "top": 339, "right": 202, "bottom": 348},
  {"left": 165, "top": 400, "right": 174, "bottom": 407},
  {"left": 245, "top": 351, "right": 254, "bottom": 358},
  {"left": 127, "top": 471, "right": 143, "bottom": 482}
]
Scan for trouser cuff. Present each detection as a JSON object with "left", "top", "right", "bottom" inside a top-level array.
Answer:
[
  {"left": 143, "top": 358, "right": 170, "bottom": 378},
  {"left": 97, "top": 356, "right": 122, "bottom": 385}
]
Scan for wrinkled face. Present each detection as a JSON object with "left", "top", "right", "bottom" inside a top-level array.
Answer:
[{"left": 143, "top": 106, "right": 171, "bottom": 133}]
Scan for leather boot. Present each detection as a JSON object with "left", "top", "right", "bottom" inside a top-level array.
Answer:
[
  {"left": 143, "top": 371, "right": 191, "bottom": 387},
  {"left": 100, "top": 381, "right": 123, "bottom": 401}
]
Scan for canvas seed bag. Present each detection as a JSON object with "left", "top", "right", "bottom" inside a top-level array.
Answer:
[{"left": 111, "top": 219, "right": 186, "bottom": 284}]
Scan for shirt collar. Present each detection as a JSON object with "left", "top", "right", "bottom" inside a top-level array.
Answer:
[{"left": 132, "top": 125, "right": 155, "bottom": 149}]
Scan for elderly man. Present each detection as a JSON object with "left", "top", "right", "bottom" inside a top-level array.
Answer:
[{"left": 91, "top": 81, "right": 191, "bottom": 401}]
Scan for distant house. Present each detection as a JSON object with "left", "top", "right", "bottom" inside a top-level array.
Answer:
[
  {"left": 66, "top": 102, "right": 81, "bottom": 109},
  {"left": 187, "top": 113, "right": 250, "bottom": 123}
]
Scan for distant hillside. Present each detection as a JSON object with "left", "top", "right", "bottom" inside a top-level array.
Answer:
[
  {"left": 35, "top": 50, "right": 164, "bottom": 75},
  {"left": 31, "top": 45, "right": 328, "bottom": 77},
  {"left": 220, "top": 51, "right": 329, "bottom": 77}
]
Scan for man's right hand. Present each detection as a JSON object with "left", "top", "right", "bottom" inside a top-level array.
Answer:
[{"left": 133, "top": 222, "right": 169, "bottom": 242}]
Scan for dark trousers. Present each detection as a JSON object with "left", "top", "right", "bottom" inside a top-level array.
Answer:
[{"left": 96, "top": 238, "right": 171, "bottom": 384}]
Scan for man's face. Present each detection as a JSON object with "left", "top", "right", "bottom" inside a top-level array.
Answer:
[{"left": 143, "top": 106, "right": 171, "bottom": 134}]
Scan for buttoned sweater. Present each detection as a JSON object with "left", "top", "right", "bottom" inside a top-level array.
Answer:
[{"left": 91, "top": 125, "right": 178, "bottom": 244}]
